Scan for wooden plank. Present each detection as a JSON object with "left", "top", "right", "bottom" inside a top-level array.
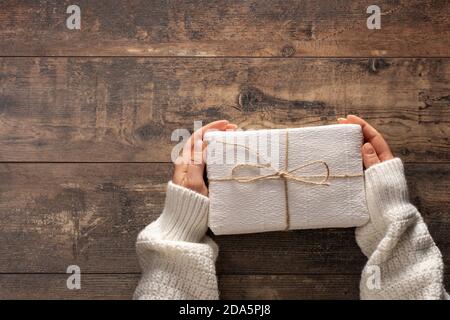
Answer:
[
  {"left": 0, "top": 1, "right": 449, "bottom": 57},
  {"left": 0, "top": 163, "right": 171, "bottom": 273},
  {"left": 0, "top": 162, "right": 448, "bottom": 274},
  {"left": 0, "top": 274, "right": 138, "bottom": 300},
  {"left": 0, "top": 274, "right": 360, "bottom": 299},
  {"left": 221, "top": 273, "right": 450, "bottom": 299},
  {"left": 220, "top": 275, "right": 361, "bottom": 300},
  {"left": 0, "top": 58, "right": 449, "bottom": 162},
  {"left": 0, "top": 273, "right": 448, "bottom": 300}
]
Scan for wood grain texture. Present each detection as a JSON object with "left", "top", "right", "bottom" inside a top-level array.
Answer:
[
  {"left": 0, "top": 162, "right": 448, "bottom": 275},
  {"left": 0, "top": 274, "right": 360, "bottom": 299},
  {"left": 0, "top": 0, "right": 449, "bottom": 57},
  {"left": 0, "top": 273, "right": 448, "bottom": 300},
  {"left": 1, "top": 0, "right": 449, "bottom": 300},
  {"left": 0, "top": 274, "right": 139, "bottom": 300},
  {"left": 1, "top": 58, "right": 449, "bottom": 162}
]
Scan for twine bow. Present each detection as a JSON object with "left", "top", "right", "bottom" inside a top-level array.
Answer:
[
  {"left": 208, "top": 129, "right": 362, "bottom": 230},
  {"left": 215, "top": 160, "right": 331, "bottom": 185}
]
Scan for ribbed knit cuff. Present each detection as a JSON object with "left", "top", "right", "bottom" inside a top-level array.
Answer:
[
  {"left": 155, "top": 181, "right": 210, "bottom": 243},
  {"left": 365, "top": 158, "right": 409, "bottom": 201},
  {"left": 364, "top": 158, "right": 414, "bottom": 225},
  {"left": 365, "top": 157, "right": 405, "bottom": 179}
]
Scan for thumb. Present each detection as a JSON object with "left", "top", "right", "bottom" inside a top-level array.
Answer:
[
  {"left": 186, "top": 140, "right": 208, "bottom": 195},
  {"left": 362, "top": 142, "right": 381, "bottom": 169}
]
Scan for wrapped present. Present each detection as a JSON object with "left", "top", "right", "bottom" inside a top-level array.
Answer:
[{"left": 204, "top": 124, "right": 369, "bottom": 235}]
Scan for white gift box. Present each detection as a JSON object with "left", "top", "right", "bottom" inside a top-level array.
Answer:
[{"left": 204, "top": 124, "right": 369, "bottom": 235}]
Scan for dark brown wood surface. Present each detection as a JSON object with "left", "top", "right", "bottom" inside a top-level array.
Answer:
[
  {"left": 1, "top": 58, "right": 449, "bottom": 162},
  {"left": 0, "top": 274, "right": 363, "bottom": 300},
  {"left": 0, "top": 163, "right": 449, "bottom": 274},
  {"left": 0, "top": 0, "right": 449, "bottom": 57},
  {"left": 0, "top": 1, "right": 449, "bottom": 299},
  {"left": 0, "top": 274, "right": 449, "bottom": 300}
]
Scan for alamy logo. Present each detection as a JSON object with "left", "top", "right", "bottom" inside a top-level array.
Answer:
[
  {"left": 367, "top": 5, "right": 381, "bottom": 29},
  {"left": 66, "top": 265, "right": 81, "bottom": 290},
  {"left": 365, "top": 265, "right": 381, "bottom": 290},
  {"left": 66, "top": 5, "right": 81, "bottom": 30},
  {"left": 170, "top": 121, "right": 279, "bottom": 167}
]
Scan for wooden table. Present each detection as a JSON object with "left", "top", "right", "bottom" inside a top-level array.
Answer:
[{"left": 0, "top": 0, "right": 449, "bottom": 299}]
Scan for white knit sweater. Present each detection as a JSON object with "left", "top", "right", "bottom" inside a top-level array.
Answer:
[{"left": 133, "top": 158, "right": 447, "bottom": 300}]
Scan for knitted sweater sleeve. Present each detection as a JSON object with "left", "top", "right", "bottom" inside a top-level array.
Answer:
[
  {"left": 356, "top": 158, "right": 448, "bottom": 299},
  {"left": 133, "top": 181, "right": 219, "bottom": 300}
]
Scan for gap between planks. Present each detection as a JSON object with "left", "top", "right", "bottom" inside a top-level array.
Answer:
[{"left": 1, "top": 56, "right": 450, "bottom": 59}]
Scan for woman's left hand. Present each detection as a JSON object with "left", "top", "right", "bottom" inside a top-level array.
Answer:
[{"left": 173, "top": 120, "right": 237, "bottom": 196}]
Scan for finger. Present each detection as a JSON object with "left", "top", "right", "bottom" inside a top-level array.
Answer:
[
  {"left": 182, "top": 120, "right": 230, "bottom": 161},
  {"left": 187, "top": 120, "right": 230, "bottom": 151},
  {"left": 362, "top": 142, "right": 381, "bottom": 169},
  {"left": 226, "top": 123, "right": 238, "bottom": 130},
  {"left": 191, "top": 120, "right": 229, "bottom": 144},
  {"left": 191, "top": 139, "right": 205, "bottom": 165},
  {"left": 187, "top": 140, "right": 209, "bottom": 165},
  {"left": 337, "top": 117, "right": 349, "bottom": 124},
  {"left": 203, "top": 141, "right": 210, "bottom": 165},
  {"left": 346, "top": 115, "right": 379, "bottom": 140},
  {"left": 188, "top": 141, "right": 208, "bottom": 193},
  {"left": 346, "top": 115, "right": 393, "bottom": 161}
]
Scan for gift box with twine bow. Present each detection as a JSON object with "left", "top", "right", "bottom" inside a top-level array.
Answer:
[{"left": 204, "top": 124, "right": 369, "bottom": 235}]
